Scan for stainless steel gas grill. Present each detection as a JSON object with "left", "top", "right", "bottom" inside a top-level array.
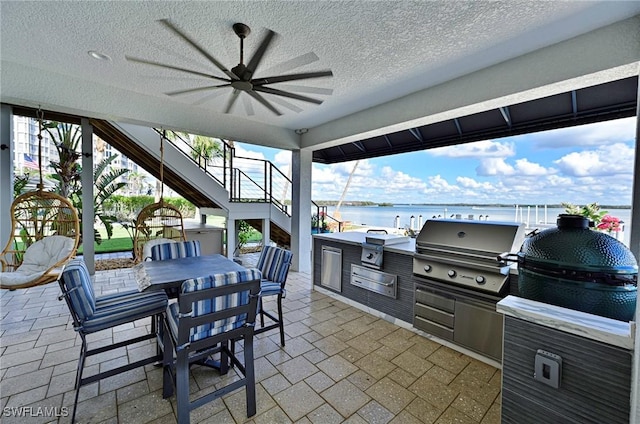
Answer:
[{"left": 412, "top": 219, "right": 526, "bottom": 361}]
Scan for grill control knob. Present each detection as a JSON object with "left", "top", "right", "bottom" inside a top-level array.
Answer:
[
  {"left": 423, "top": 265, "right": 432, "bottom": 272},
  {"left": 447, "top": 269, "right": 456, "bottom": 278},
  {"left": 475, "top": 276, "right": 486, "bottom": 285},
  {"left": 366, "top": 253, "right": 374, "bottom": 260}
]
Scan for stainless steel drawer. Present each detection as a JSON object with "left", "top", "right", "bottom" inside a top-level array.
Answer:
[
  {"left": 351, "top": 265, "right": 397, "bottom": 299},
  {"left": 414, "top": 303, "right": 454, "bottom": 328},
  {"left": 415, "top": 288, "right": 455, "bottom": 313},
  {"left": 413, "top": 316, "right": 454, "bottom": 340}
]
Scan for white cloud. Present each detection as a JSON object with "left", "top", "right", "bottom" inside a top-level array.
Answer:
[
  {"left": 513, "top": 158, "right": 551, "bottom": 176},
  {"left": 554, "top": 143, "right": 635, "bottom": 177},
  {"left": 476, "top": 158, "right": 515, "bottom": 176},
  {"left": 428, "top": 140, "right": 515, "bottom": 158},
  {"left": 234, "top": 145, "right": 265, "bottom": 160},
  {"left": 532, "top": 117, "right": 635, "bottom": 148},
  {"left": 273, "top": 150, "right": 291, "bottom": 166},
  {"left": 456, "top": 176, "right": 496, "bottom": 191}
]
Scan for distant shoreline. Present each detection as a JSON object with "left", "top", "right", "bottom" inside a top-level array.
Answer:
[{"left": 313, "top": 201, "right": 632, "bottom": 209}]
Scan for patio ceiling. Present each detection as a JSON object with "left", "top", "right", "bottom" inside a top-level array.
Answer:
[{"left": 1, "top": 2, "right": 639, "bottom": 157}]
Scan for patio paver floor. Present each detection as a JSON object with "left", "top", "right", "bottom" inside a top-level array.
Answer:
[{"left": 0, "top": 252, "right": 501, "bottom": 423}]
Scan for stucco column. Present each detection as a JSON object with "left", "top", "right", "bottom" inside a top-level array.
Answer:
[
  {"left": 227, "top": 217, "right": 237, "bottom": 260},
  {"left": 630, "top": 67, "right": 640, "bottom": 424},
  {"left": 290, "top": 149, "right": 312, "bottom": 273},
  {"left": 0, "top": 105, "right": 13, "bottom": 248},
  {"left": 81, "top": 118, "right": 95, "bottom": 274}
]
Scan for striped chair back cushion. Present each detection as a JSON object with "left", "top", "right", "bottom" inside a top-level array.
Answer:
[
  {"left": 256, "top": 246, "right": 293, "bottom": 284},
  {"left": 151, "top": 240, "right": 201, "bottom": 261},
  {"left": 59, "top": 258, "right": 96, "bottom": 321},
  {"left": 181, "top": 268, "right": 261, "bottom": 342}
]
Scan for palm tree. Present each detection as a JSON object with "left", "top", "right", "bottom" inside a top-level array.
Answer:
[
  {"left": 128, "top": 171, "right": 146, "bottom": 195},
  {"left": 190, "top": 135, "right": 222, "bottom": 168},
  {"left": 93, "top": 155, "right": 129, "bottom": 239},
  {"left": 45, "top": 122, "right": 81, "bottom": 198},
  {"left": 45, "top": 122, "right": 130, "bottom": 242}
]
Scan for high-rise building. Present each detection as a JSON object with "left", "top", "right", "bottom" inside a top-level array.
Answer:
[{"left": 11, "top": 116, "right": 156, "bottom": 195}]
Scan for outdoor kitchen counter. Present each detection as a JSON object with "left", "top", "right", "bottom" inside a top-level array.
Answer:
[
  {"left": 312, "top": 232, "right": 416, "bottom": 325},
  {"left": 312, "top": 231, "right": 416, "bottom": 255},
  {"left": 498, "top": 295, "right": 634, "bottom": 423},
  {"left": 497, "top": 295, "right": 634, "bottom": 350}
]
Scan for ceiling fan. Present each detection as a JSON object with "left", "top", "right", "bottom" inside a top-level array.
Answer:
[{"left": 126, "top": 19, "right": 333, "bottom": 116}]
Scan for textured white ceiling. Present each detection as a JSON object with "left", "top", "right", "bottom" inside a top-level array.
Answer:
[{"left": 1, "top": 1, "right": 639, "bottom": 150}]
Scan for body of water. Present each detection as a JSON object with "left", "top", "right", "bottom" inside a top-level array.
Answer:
[{"left": 325, "top": 204, "right": 632, "bottom": 245}]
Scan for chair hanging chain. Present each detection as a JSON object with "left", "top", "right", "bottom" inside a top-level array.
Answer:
[{"left": 36, "top": 107, "right": 45, "bottom": 191}]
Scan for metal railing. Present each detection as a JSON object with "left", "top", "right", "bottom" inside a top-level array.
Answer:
[
  {"left": 159, "top": 129, "right": 291, "bottom": 216},
  {"left": 159, "top": 129, "right": 343, "bottom": 231}
]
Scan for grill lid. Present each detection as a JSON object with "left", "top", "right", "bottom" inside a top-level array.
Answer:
[
  {"left": 415, "top": 219, "right": 526, "bottom": 260},
  {"left": 518, "top": 215, "right": 638, "bottom": 285}
]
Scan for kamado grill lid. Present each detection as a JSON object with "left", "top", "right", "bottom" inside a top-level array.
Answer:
[{"left": 518, "top": 214, "right": 638, "bottom": 286}]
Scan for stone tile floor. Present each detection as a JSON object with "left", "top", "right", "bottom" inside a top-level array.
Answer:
[{"left": 0, "top": 253, "right": 502, "bottom": 423}]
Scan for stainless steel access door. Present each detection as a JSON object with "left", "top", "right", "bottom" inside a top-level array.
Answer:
[{"left": 320, "top": 246, "right": 342, "bottom": 292}]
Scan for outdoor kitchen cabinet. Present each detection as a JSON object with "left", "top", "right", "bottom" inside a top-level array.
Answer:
[
  {"left": 498, "top": 296, "right": 633, "bottom": 424},
  {"left": 183, "top": 222, "right": 224, "bottom": 256},
  {"left": 312, "top": 235, "right": 415, "bottom": 324}
]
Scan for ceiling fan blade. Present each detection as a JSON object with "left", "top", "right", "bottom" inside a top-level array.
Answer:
[
  {"left": 253, "top": 86, "right": 324, "bottom": 105},
  {"left": 192, "top": 89, "right": 229, "bottom": 106},
  {"left": 275, "top": 84, "right": 333, "bottom": 95},
  {"left": 224, "top": 90, "right": 241, "bottom": 114},
  {"left": 246, "top": 90, "right": 282, "bottom": 116},
  {"left": 269, "top": 96, "right": 304, "bottom": 113},
  {"left": 252, "top": 70, "right": 333, "bottom": 85},
  {"left": 245, "top": 29, "right": 277, "bottom": 77},
  {"left": 158, "top": 19, "right": 239, "bottom": 80},
  {"left": 261, "top": 52, "right": 319, "bottom": 76},
  {"left": 165, "top": 84, "right": 231, "bottom": 96},
  {"left": 126, "top": 56, "right": 230, "bottom": 82},
  {"left": 242, "top": 95, "right": 255, "bottom": 116}
]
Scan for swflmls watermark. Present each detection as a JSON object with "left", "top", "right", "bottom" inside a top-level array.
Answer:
[{"left": 2, "top": 406, "right": 69, "bottom": 418}]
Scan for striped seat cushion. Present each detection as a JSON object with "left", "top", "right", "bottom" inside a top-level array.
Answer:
[
  {"left": 256, "top": 246, "right": 292, "bottom": 285},
  {"left": 167, "top": 268, "right": 261, "bottom": 343},
  {"left": 60, "top": 258, "right": 168, "bottom": 333},
  {"left": 260, "top": 281, "right": 284, "bottom": 297},
  {"left": 151, "top": 240, "right": 201, "bottom": 261},
  {"left": 84, "top": 290, "right": 167, "bottom": 333}
]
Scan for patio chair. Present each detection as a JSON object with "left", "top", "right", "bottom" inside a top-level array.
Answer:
[
  {"left": 57, "top": 258, "right": 168, "bottom": 424},
  {"left": 162, "top": 269, "right": 261, "bottom": 424},
  {"left": 254, "top": 246, "right": 293, "bottom": 346},
  {"left": 150, "top": 240, "right": 202, "bottom": 261},
  {"left": 142, "top": 237, "right": 177, "bottom": 261}
]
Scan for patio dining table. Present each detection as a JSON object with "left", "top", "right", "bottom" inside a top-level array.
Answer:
[
  {"left": 132, "top": 253, "right": 251, "bottom": 390},
  {"left": 133, "top": 254, "right": 246, "bottom": 292}
]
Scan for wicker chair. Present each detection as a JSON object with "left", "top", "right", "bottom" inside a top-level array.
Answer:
[
  {"left": 133, "top": 201, "right": 186, "bottom": 263},
  {"left": 0, "top": 191, "right": 80, "bottom": 289}
]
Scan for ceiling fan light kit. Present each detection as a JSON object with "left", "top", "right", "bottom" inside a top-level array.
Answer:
[{"left": 126, "top": 20, "right": 333, "bottom": 116}]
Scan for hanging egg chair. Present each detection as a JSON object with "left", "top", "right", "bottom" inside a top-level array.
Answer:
[
  {"left": 133, "top": 130, "right": 186, "bottom": 262},
  {"left": 0, "top": 109, "right": 80, "bottom": 289}
]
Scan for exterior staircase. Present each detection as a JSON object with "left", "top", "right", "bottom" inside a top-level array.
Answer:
[{"left": 90, "top": 119, "right": 292, "bottom": 247}]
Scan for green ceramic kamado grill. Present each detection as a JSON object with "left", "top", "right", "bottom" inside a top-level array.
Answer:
[{"left": 518, "top": 214, "right": 637, "bottom": 322}]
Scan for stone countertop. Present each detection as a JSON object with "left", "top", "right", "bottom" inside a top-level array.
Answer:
[
  {"left": 313, "top": 231, "right": 416, "bottom": 254},
  {"left": 183, "top": 221, "right": 225, "bottom": 231},
  {"left": 497, "top": 295, "right": 635, "bottom": 350}
]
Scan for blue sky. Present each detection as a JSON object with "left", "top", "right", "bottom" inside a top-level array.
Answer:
[{"left": 236, "top": 116, "right": 636, "bottom": 206}]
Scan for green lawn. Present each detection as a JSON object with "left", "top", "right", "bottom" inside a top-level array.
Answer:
[
  {"left": 77, "top": 220, "right": 261, "bottom": 254},
  {"left": 77, "top": 225, "right": 134, "bottom": 254}
]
